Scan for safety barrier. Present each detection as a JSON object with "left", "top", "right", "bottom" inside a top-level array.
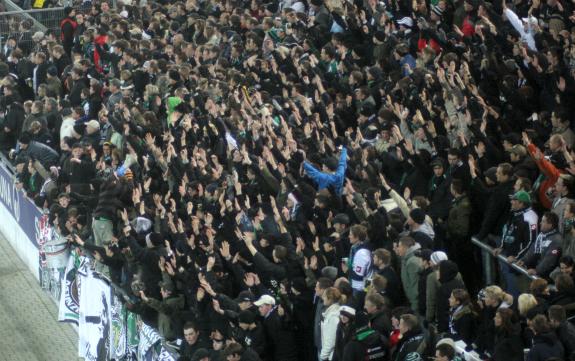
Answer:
[
  {"left": 471, "top": 236, "right": 537, "bottom": 286},
  {"left": 0, "top": 153, "right": 177, "bottom": 360}
]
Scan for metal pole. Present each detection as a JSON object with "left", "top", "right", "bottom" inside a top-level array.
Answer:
[{"left": 471, "top": 237, "right": 537, "bottom": 281}]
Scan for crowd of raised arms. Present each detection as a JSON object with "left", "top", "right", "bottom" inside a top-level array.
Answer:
[{"left": 1, "top": 0, "right": 575, "bottom": 359}]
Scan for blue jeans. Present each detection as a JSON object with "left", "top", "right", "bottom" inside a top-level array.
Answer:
[{"left": 499, "top": 260, "right": 519, "bottom": 299}]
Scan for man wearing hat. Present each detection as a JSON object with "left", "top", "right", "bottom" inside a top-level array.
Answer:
[
  {"left": 494, "top": 190, "right": 538, "bottom": 298},
  {"left": 254, "top": 294, "right": 298, "bottom": 360},
  {"left": 237, "top": 310, "right": 266, "bottom": 358},
  {"left": 139, "top": 277, "right": 185, "bottom": 341},
  {"left": 428, "top": 158, "right": 451, "bottom": 224}
]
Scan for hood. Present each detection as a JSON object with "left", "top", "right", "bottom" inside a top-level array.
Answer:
[
  {"left": 419, "top": 221, "right": 435, "bottom": 239},
  {"left": 405, "top": 243, "right": 422, "bottom": 258},
  {"left": 439, "top": 260, "right": 459, "bottom": 283}
]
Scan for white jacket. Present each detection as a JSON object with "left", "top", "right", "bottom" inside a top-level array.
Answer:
[{"left": 320, "top": 303, "right": 341, "bottom": 360}]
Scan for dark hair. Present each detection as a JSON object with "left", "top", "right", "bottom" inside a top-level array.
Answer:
[
  {"left": 436, "top": 343, "right": 455, "bottom": 359},
  {"left": 543, "top": 211, "right": 559, "bottom": 229},
  {"left": 317, "top": 277, "right": 334, "bottom": 290},
  {"left": 273, "top": 245, "right": 287, "bottom": 261},
  {"left": 559, "top": 255, "right": 574, "bottom": 267},
  {"left": 496, "top": 308, "right": 516, "bottom": 334},
  {"left": 451, "top": 289, "right": 470, "bottom": 306},
  {"left": 531, "top": 314, "right": 550, "bottom": 334},
  {"left": 498, "top": 163, "right": 514, "bottom": 177},
  {"left": 451, "top": 179, "right": 464, "bottom": 195},
  {"left": 184, "top": 321, "right": 199, "bottom": 332},
  {"left": 548, "top": 305, "right": 567, "bottom": 324},
  {"left": 554, "top": 273, "right": 574, "bottom": 292}
]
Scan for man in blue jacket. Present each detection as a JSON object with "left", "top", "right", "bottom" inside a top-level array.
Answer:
[{"left": 303, "top": 146, "right": 347, "bottom": 196}]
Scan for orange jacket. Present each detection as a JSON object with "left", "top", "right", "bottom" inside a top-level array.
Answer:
[{"left": 527, "top": 143, "right": 562, "bottom": 209}]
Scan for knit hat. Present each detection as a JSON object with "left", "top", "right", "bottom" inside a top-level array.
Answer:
[
  {"left": 322, "top": 266, "right": 338, "bottom": 281},
  {"left": 431, "top": 4, "right": 444, "bottom": 17},
  {"left": 430, "top": 251, "right": 448, "bottom": 266},
  {"left": 238, "top": 310, "right": 256, "bottom": 324},
  {"left": 484, "top": 167, "right": 498, "bottom": 183},
  {"left": 416, "top": 248, "right": 433, "bottom": 262},
  {"left": 409, "top": 208, "right": 426, "bottom": 225},
  {"left": 333, "top": 213, "right": 350, "bottom": 225}
]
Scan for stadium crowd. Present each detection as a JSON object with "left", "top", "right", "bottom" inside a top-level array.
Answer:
[{"left": 1, "top": 0, "right": 575, "bottom": 359}]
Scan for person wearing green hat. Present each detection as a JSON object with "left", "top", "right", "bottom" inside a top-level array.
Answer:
[{"left": 493, "top": 190, "right": 538, "bottom": 298}]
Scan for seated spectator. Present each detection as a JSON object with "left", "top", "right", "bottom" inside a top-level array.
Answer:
[
  {"left": 527, "top": 315, "right": 564, "bottom": 361},
  {"left": 447, "top": 288, "right": 475, "bottom": 345},
  {"left": 547, "top": 305, "right": 575, "bottom": 356}
]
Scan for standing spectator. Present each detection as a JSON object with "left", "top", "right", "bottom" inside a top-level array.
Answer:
[
  {"left": 344, "top": 225, "right": 372, "bottom": 297},
  {"left": 320, "top": 287, "right": 343, "bottom": 361},
  {"left": 60, "top": 7, "right": 77, "bottom": 57},
  {"left": 517, "top": 212, "right": 562, "bottom": 279},
  {"left": 437, "top": 261, "right": 465, "bottom": 334},
  {"left": 395, "top": 237, "right": 422, "bottom": 311},
  {"left": 254, "top": 294, "right": 298, "bottom": 361}
]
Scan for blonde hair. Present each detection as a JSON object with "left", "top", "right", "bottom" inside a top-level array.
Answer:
[
  {"left": 518, "top": 293, "right": 538, "bottom": 316},
  {"left": 323, "top": 287, "right": 343, "bottom": 305},
  {"left": 484, "top": 285, "right": 514, "bottom": 305}
]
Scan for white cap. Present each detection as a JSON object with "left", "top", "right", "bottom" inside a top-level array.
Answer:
[
  {"left": 521, "top": 16, "right": 538, "bottom": 26},
  {"left": 254, "top": 295, "right": 276, "bottom": 306},
  {"left": 340, "top": 305, "right": 356, "bottom": 317},
  {"left": 430, "top": 251, "right": 448, "bottom": 266}
]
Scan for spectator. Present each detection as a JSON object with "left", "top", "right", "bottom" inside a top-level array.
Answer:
[
  {"left": 547, "top": 305, "right": 575, "bottom": 356},
  {"left": 395, "top": 237, "right": 422, "bottom": 311},
  {"left": 320, "top": 287, "right": 343, "bottom": 361},
  {"left": 517, "top": 212, "right": 562, "bottom": 279},
  {"left": 493, "top": 308, "right": 523, "bottom": 361},
  {"left": 447, "top": 288, "right": 475, "bottom": 344},
  {"left": 526, "top": 315, "right": 564, "bottom": 361},
  {"left": 254, "top": 294, "right": 298, "bottom": 361}
]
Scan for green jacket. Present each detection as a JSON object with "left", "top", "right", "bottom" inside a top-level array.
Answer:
[
  {"left": 447, "top": 195, "right": 471, "bottom": 239},
  {"left": 401, "top": 246, "right": 422, "bottom": 311},
  {"left": 146, "top": 294, "right": 185, "bottom": 340}
]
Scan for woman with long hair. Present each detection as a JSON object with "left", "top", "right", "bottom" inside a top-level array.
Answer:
[
  {"left": 448, "top": 288, "right": 475, "bottom": 344},
  {"left": 493, "top": 308, "right": 523, "bottom": 361},
  {"left": 320, "top": 287, "right": 343, "bottom": 361}
]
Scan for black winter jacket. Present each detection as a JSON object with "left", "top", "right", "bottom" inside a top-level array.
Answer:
[
  {"left": 436, "top": 261, "right": 465, "bottom": 333},
  {"left": 527, "top": 332, "right": 564, "bottom": 361}
]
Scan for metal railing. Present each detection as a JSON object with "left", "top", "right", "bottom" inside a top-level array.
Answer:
[
  {"left": 0, "top": 0, "right": 65, "bottom": 51},
  {"left": 471, "top": 236, "right": 538, "bottom": 285}
]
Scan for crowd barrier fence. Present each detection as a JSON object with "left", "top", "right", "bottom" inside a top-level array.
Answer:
[{"left": 0, "top": 153, "right": 178, "bottom": 360}]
